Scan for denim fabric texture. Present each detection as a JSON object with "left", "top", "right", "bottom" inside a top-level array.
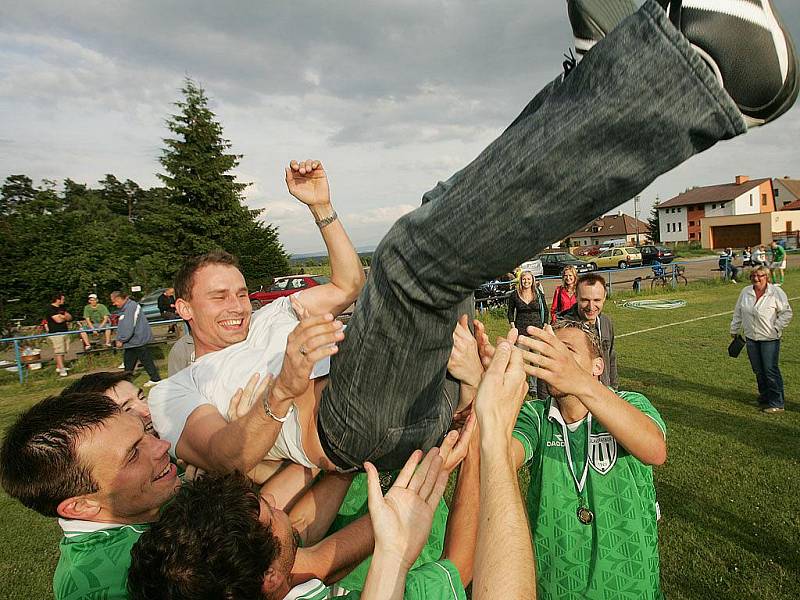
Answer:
[
  {"left": 319, "top": 0, "right": 747, "bottom": 470},
  {"left": 745, "top": 338, "right": 785, "bottom": 409}
]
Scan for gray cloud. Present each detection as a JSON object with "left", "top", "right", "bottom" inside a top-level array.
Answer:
[{"left": 1, "top": 0, "right": 799, "bottom": 252}]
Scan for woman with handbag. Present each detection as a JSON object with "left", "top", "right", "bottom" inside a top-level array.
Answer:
[
  {"left": 550, "top": 265, "right": 578, "bottom": 323},
  {"left": 730, "top": 266, "right": 793, "bottom": 413}
]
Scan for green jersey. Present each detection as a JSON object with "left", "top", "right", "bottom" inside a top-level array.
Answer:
[
  {"left": 772, "top": 244, "right": 786, "bottom": 263},
  {"left": 83, "top": 303, "right": 110, "bottom": 324},
  {"left": 512, "top": 393, "right": 666, "bottom": 600},
  {"left": 326, "top": 472, "right": 450, "bottom": 592},
  {"left": 53, "top": 520, "right": 148, "bottom": 600},
  {"left": 288, "top": 559, "right": 465, "bottom": 599}
]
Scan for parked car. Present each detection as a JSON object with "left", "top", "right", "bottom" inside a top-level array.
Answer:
[
  {"left": 249, "top": 275, "right": 330, "bottom": 310},
  {"left": 638, "top": 245, "right": 674, "bottom": 265},
  {"left": 139, "top": 288, "right": 168, "bottom": 322},
  {"left": 536, "top": 252, "right": 593, "bottom": 276},
  {"left": 573, "top": 245, "right": 602, "bottom": 257},
  {"left": 586, "top": 247, "right": 643, "bottom": 270}
]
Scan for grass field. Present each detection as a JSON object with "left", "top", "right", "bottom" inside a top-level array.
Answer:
[{"left": 1, "top": 273, "right": 798, "bottom": 599}]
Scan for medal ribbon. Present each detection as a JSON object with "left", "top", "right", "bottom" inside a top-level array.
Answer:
[{"left": 559, "top": 413, "right": 592, "bottom": 495}]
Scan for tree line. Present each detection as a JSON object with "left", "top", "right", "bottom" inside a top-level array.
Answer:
[{"left": 0, "top": 80, "right": 290, "bottom": 323}]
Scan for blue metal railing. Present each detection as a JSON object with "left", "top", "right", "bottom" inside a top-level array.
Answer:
[{"left": 0, "top": 319, "right": 186, "bottom": 385}]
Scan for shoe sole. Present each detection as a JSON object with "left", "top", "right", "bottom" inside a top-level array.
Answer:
[{"left": 678, "top": 0, "right": 799, "bottom": 126}]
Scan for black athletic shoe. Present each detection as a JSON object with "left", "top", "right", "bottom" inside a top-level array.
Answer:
[
  {"left": 669, "top": 0, "right": 799, "bottom": 127},
  {"left": 567, "top": 0, "right": 640, "bottom": 56}
]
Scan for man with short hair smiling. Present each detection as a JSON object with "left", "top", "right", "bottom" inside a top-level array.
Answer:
[
  {"left": 0, "top": 393, "right": 179, "bottom": 600},
  {"left": 559, "top": 273, "right": 617, "bottom": 389}
]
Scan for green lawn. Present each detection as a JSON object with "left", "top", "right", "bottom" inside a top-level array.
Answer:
[{"left": 1, "top": 274, "right": 798, "bottom": 599}]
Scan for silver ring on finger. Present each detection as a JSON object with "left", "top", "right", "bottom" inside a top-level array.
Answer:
[{"left": 299, "top": 344, "right": 308, "bottom": 356}]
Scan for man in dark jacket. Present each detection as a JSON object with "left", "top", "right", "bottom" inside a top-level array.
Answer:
[
  {"left": 157, "top": 287, "right": 178, "bottom": 334},
  {"left": 110, "top": 290, "right": 162, "bottom": 386},
  {"left": 559, "top": 273, "right": 618, "bottom": 389}
]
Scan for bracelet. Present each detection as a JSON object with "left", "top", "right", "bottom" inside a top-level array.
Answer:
[
  {"left": 263, "top": 397, "right": 294, "bottom": 423},
  {"left": 315, "top": 210, "right": 338, "bottom": 229}
]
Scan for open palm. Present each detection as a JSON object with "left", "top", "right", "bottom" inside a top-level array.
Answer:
[
  {"left": 285, "top": 159, "right": 330, "bottom": 206},
  {"left": 365, "top": 449, "right": 448, "bottom": 570}
]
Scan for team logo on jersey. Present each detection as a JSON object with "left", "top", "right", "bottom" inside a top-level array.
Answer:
[
  {"left": 546, "top": 432, "right": 566, "bottom": 448},
  {"left": 589, "top": 433, "right": 617, "bottom": 474}
]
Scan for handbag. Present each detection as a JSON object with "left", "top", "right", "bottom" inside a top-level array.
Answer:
[{"left": 728, "top": 334, "right": 745, "bottom": 358}]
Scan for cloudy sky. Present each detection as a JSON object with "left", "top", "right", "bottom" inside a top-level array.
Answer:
[{"left": 2, "top": 1, "right": 799, "bottom": 254}]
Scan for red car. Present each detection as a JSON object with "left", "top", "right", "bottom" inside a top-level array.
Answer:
[{"left": 249, "top": 275, "right": 330, "bottom": 310}]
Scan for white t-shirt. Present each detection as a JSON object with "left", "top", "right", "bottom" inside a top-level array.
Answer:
[{"left": 148, "top": 296, "right": 329, "bottom": 462}]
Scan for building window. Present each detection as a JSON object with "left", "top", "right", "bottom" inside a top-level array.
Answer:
[
  {"left": 774, "top": 188, "right": 779, "bottom": 197},
  {"left": 677, "top": 208, "right": 681, "bottom": 213},
  {"left": 678, "top": 222, "right": 682, "bottom": 232},
  {"left": 689, "top": 233, "right": 695, "bottom": 239},
  {"left": 762, "top": 193, "right": 767, "bottom": 206},
  {"left": 711, "top": 203, "right": 716, "bottom": 209},
  {"left": 750, "top": 194, "right": 753, "bottom": 207}
]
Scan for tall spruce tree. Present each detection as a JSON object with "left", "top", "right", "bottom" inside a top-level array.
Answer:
[
  {"left": 157, "top": 78, "right": 289, "bottom": 279},
  {"left": 647, "top": 196, "right": 661, "bottom": 243}
]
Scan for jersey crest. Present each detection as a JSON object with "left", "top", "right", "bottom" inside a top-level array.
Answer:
[{"left": 589, "top": 432, "right": 617, "bottom": 474}]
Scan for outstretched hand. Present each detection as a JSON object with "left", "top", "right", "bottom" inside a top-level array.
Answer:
[
  {"left": 439, "top": 412, "right": 477, "bottom": 474},
  {"left": 272, "top": 295, "right": 344, "bottom": 402},
  {"left": 473, "top": 339, "right": 527, "bottom": 441},
  {"left": 226, "top": 372, "right": 274, "bottom": 422},
  {"left": 365, "top": 448, "right": 449, "bottom": 571},
  {"left": 516, "top": 324, "right": 595, "bottom": 399},
  {"left": 285, "top": 159, "right": 331, "bottom": 207},
  {"left": 447, "top": 315, "right": 483, "bottom": 388}
]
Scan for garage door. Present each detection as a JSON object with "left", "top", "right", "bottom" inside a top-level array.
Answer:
[{"left": 710, "top": 224, "right": 761, "bottom": 249}]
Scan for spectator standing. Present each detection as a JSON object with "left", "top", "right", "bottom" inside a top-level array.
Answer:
[
  {"left": 110, "top": 290, "right": 162, "bottom": 386},
  {"left": 550, "top": 265, "right": 578, "bottom": 323},
  {"left": 157, "top": 287, "right": 179, "bottom": 334},
  {"left": 730, "top": 265, "right": 793, "bottom": 413},
  {"left": 82, "top": 293, "right": 112, "bottom": 348},
  {"left": 753, "top": 245, "right": 768, "bottom": 267},
  {"left": 769, "top": 241, "right": 786, "bottom": 285},
  {"left": 718, "top": 248, "right": 739, "bottom": 282},
  {"left": 508, "top": 270, "right": 548, "bottom": 398},
  {"left": 45, "top": 293, "right": 74, "bottom": 377},
  {"left": 560, "top": 273, "right": 618, "bottom": 389}
]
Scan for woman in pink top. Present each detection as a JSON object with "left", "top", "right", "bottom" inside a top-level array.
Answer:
[{"left": 550, "top": 265, "right": 578, "bottom": 323}]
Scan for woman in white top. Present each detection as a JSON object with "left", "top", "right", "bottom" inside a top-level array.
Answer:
[{"left": 730, "top": 265, "right": 793, "bottom": 413}]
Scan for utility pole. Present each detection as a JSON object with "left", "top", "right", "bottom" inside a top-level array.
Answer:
[{"left": 634, "top": 195, "right": 641, "bottom": 245}]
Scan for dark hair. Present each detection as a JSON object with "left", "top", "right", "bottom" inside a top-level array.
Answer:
[
  {"left": 174, "top": 250, "right": 241, "bottom": 301},
  {"left": 61, "top": 371, "right": 134, "bottom": 397},
  {"left": 110, "top": 290, "right": 128, "bottom": 300},
  {"left": 128, "top": 471, "right": 279, "bottom": 600},
  {"left": 577, "top": 273, "right": 607, "bottom": 292},
  {"left": 50, "top": 292, "right": 64, "bottom": 303},
  {"left": 0, "top": 394, "right": 120, "bottom": 517}
]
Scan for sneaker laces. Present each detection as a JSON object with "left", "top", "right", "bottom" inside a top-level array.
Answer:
[{"left": 563, "top": 48, "right": 577, "bottom": 78}]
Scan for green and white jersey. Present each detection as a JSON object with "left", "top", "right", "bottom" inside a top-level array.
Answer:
[
  {"left": 512, "top": 393, "right": 666, "bottom": 600},
  {"left": 285, "top": 559, "right": 465, "bottom": 600},
  {"left": 326, "top": 472, "right": 450, "bottom": 592},
  {"left": 53, "top": 519, "right": 148, "bottom": 600}
]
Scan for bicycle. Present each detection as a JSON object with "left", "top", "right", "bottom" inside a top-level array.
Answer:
[{"left": 651, "top": 264, "right": 688, "bottom": 289}]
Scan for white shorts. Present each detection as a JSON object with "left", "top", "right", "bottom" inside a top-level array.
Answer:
[{"left": 771, "top": 260, "right": 786, "bottom": 270}]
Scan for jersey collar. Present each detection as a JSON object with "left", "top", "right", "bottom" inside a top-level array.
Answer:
[
  {"left": 58, "top": 518, "right": 146, "bottom": 538},
  {"left": 282, "top": 579, "right": 327, "bottom": 600}
]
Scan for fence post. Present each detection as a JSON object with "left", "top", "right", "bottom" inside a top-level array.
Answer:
[
  {"left": 607, "top": 271, "right": 613, "bottom": 297},
  {"left": 13, "top": 339, "right": 23, "bottom": 385}
]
